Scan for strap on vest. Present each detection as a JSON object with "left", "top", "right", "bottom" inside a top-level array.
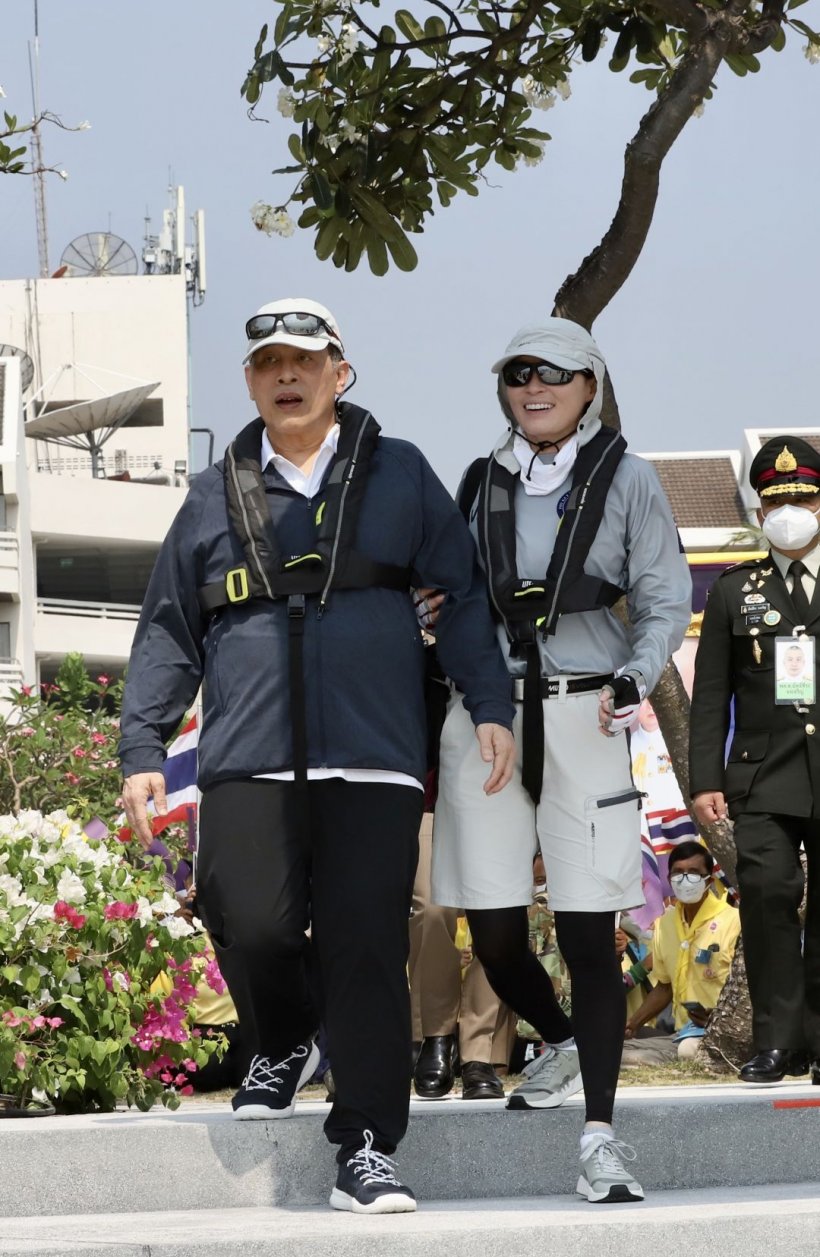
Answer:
[{"left": 477, "top": 426, "right": 627, "bottom": 802}]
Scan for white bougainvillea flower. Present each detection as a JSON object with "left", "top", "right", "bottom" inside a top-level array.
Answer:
[
  {"left": 152, "top": 891, "right": 181, "bottom": 918},
  {"left": 160, "top": 914, "right": 195, "bottom": 939},
  {"left": 56, "top": 869, "right": 86, "bottom": 905}
]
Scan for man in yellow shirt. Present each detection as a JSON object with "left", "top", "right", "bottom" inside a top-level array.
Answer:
[{"left": 624, "top": 842, "right": 740, "bottom": 1061}]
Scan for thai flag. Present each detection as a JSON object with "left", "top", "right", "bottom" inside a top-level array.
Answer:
[
  {"left": 148, "top": 713, "right": 198, "bottom": 836},
  {"left": 117, "top": 714, "right": 198, "bottom": 845}
]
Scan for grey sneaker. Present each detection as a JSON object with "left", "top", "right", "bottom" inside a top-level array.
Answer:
[
  {"left": 577, "top": 1134, "right": 644, "bottom": 1203},
  {"left": 506, "top": 1045, "right": 583, "bottom": 1110}
]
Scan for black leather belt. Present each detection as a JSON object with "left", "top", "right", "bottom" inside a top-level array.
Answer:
[{"left": 513, "top": 673, "right": 613, "bottom": 702}]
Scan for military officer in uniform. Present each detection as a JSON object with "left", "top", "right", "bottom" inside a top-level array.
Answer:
[{"left": 691, "top": 436, "right": 820, "bottom": 1082}]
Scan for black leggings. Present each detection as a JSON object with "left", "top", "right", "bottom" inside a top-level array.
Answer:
[{"left": 468, "top": 906, "right": 624, "bottom": 1124}]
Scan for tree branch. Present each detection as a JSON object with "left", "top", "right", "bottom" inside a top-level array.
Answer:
[
  {"left": 646, "top": 0, "right": 708, "bottom": 38},
  {"left": 552, "top": 25, "right": 731, "bottom": 327}
]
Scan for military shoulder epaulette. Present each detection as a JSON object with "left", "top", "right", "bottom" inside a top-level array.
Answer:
[{"left": 718, "top": 558, "right": 762, "bottom": 578}]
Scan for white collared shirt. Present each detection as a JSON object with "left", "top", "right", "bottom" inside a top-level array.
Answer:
[
  {"left": 256, "top": 423, "right": 422, "bottom": 793},
  {"left": 261, "top": 423, "right": 339, "bottom": 499},
  {"left": 771, "top": 543, "right": 820, "bottom": 603}
]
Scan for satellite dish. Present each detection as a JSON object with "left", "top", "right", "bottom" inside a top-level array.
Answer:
[
  {"left": 0, "top": 344, "right": 35, "bottom": 392},
  {"left": 60, "top": 232, "right": 139, "bottom": 277}
]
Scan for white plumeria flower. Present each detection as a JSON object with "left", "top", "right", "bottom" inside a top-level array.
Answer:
[
  {"left": 77, "top": 120, "right": 91, "bottom": 130},
  {"left": 317, "top": 32, "right": 334, "bottom": 54},
  {"left": 555, "top": 78, "right": 571, "bottom": 101},
  {"left": 521, "top": 76, "right": 555, "bottom": 111},
  {"left": 0, "top": 85, "right": 6, "bottom": 99},
  {"left": 277, "top": 88, "right": 297, "bottom": 118},
  {"left": 338, "top": 118, "right": 363, "bottom": 143},
  {"left": 806, "top": 41, "right": 820, "bottom": 64},
  {"left": 56, "top": 869, "right": 86, "bottom": 904},
  {"left": 339, "top": 22, "right": 362, "bottom": 61},
  {"left": 522, "top": 141, "right": 546, "bottom": 167},
  {"left": 160, "top": 914, "right": 195, "bottom": 939},
  {"left": 693, "top": 102, "right": 705, "bottom": 118}
]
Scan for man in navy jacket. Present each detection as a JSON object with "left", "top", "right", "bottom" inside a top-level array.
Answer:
[{"left": 120, "top": 298, "right": 514, "bottom": 1215}]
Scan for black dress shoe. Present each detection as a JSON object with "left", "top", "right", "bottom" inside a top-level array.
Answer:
[
  {"left": 739, "top": 1048, "right": 809, "bottom": 1083},
  {"left": 460, "top": 1060, "right": 505, "bottom": 1100},
  {"left": 810, "top": 1059, "right": 820, "bottom": 1085},
  {"left": 413, "top": 1034, "right": 456, "bottom": 1099}
]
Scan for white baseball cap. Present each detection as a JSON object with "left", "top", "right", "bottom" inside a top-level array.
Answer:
[{"left": 243, "top": 297, "right": 344, "bottom": 364}]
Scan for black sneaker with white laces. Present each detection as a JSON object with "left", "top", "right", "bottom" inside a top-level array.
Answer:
[
  {"left": 330, "top": 1130, "right": 417, "bottom": 1214},
  {"left": 231, "top": 1040, "right": 320, "bottom": 1120}
]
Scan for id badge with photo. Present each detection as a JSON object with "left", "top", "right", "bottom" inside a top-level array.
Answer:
[{"left": 775, "top": 636, "right": 816, "bottom": 705}]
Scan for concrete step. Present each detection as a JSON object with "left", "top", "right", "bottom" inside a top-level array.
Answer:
[
  {"left": 2, "top": 1185, "right": 820, "bottom": 1257},
  {"left": 4, "top": 1081, "right": 820, "bottom": 1218}
]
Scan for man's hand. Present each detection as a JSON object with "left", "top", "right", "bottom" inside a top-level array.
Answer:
[
  {"left": 123, "top": 772, "right": 167, "bottom": 850},
  {"left": 413, "top": 586, "right": 446, "bottom": 632},
  {"left": 598, "top": 676, "right": 641, "bottom": 737},
  {"left": 475, "top": 723, "right": 516, "bottom": 795},
  {"left": 692, "top": 791, "right": 727, "bottom": 826}
]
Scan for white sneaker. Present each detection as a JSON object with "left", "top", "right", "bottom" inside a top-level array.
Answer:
[
  {"left": 577, "top": 1134, "right": 644, "bottom": 1203},
  {"left": 506, "top": 1044, "right": 584, "bottom": 1110}
]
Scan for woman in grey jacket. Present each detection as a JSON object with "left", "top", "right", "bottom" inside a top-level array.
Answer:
[{"left": 432, "top": 317, "right": 691, "bottom": 1203}]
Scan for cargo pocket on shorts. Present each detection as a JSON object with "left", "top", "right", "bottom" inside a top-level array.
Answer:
[{"left": 584, "top": 788, "right": 643, "bottom": 894}]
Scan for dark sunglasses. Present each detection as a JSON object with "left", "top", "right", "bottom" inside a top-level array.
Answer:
[
  {"left": 501, "top": 359, "right": 589, "bottom": 388},
  {"left": 246, "top": 311, "right": 336, "bottom": 341}
]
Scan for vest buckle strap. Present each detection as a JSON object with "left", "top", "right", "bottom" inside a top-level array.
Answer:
[
  {"left": 288, "top": 593, "right": 306, "bottom": 618},
  {"left": 225, "top": 567, "right": 250, "bottom": 604}
]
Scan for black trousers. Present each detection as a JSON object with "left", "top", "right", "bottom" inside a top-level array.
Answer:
[
  {"left": 733, "top": 811, "right": 820, "bottom": 1052},
  {"left": 197, "top": 779, "right": 422, "bottom": 1157}
]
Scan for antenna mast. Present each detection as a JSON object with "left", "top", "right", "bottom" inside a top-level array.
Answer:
[{"left": 28, "top": 0, "right": 50, "bottom": 278}]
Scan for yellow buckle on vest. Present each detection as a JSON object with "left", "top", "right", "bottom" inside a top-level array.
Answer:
[{"left": 226, "top": 567, "right": 250, "bottom": 604}]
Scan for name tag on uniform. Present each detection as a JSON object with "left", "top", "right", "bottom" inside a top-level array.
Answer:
[{"left": 775, "top": 636, "right": 816, "bottom": 705}]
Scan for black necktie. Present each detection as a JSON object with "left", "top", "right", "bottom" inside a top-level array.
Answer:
[{"left": 788, "top": 560, "right": 812, "bottom": 624}]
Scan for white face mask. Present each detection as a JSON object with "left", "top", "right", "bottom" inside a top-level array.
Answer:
[
  {"left": 762, "top": 504, "right": 820, "bottom": 551},
  {"left": 670, "top": 872, "right": 708, "bottom": 904}
]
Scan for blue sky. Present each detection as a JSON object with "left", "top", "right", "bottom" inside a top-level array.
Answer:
[{"left": 1, "top": 1, "right": 819, "bottom": 487}]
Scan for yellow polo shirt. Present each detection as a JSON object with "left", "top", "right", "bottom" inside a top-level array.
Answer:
[{"left": 651, "top": 891, "right": 740, "bottom": 1030}]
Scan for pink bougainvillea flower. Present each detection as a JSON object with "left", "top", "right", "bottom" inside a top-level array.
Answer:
[
  {"left": 180, "top": 1085, "right": 194, "bottom": 1096},
  {"left": 97, "top": 674, "right": 112, "bottom": 685},
  {"left": 63, "top": 772, "right": 80, "bottom": 785},
  {"left": 91, "top": 732, "right": 108, "bottom": 745},
  {"left": 54, "top": 900, "right": 86, "bottom": 929},
  {"left": 14, "top": 1052, "right": 26, "bottom": 1070},
  {"left": 104, "top": 901, "right": 139, "bottom": 921}
]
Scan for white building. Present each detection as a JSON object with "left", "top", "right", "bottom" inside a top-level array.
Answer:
[{"left": 0, "top": 268, "right": 194, "bottom": 696}]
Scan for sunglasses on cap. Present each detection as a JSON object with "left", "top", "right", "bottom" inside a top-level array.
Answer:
[
  {"left": 245, "top": 311, "right": 338, "bottom": 342},
  {"left": 501, "top": 359, "right": 591, "bottom": 388}
]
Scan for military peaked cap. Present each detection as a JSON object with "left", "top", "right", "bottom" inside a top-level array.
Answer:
[{"left": 749, "top": 436, "right": 820, "bottom": 498}]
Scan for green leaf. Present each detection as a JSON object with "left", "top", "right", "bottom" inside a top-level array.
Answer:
[
  {"left": 365, "top": 231, "right": 389, "bottom": 276},
  {"left": 350, "top": 186, "right": 403, "bottom": 240},
  {"left": 770, "top": 25, "right": 787, "bottom": 50},
  {"left": 315, "top": 215, "right": 344, "bottom": 260},
  {"left": 310, "top": 169, "right": 334, "bottom": 210},
  {"left": 287, "top": 133, "right": 305, "bottom": 164},
  {"left": 724, "top": 53, "right": 749, "bottom": 76},
  {"left": 385, "top": 231, "right": 419, "bottom": 273},
  {"left": 581, "top": 22, "right": 602, "bottom": 62},
  {"left": 395, "top": 9, "right": 424, "bottom": 41},
  {"left": 253, "top": 24, "right": 268, "bottom": 61},
  {"left": 424, "top": 16, "right": 447, "bottom": 40}
]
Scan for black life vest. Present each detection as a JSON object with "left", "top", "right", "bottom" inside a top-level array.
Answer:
[
  {"left": 467, "top": 425, "right": 627, "bottom": 803},
  {"left": 197, "top": 403, "right": 411, "bottom": 788},
  {"left": 197, "top": 403, "right": 410, "bottom": 618},
  {"left": 475, "top": 425, "right": 627, "bottom": 649}
]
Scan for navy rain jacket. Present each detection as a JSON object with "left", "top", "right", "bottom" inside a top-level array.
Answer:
[{"left": 119, "top": 406, "right": 514, "bottom": 789}]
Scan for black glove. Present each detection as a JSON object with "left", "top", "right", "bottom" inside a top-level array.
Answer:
[{"left": 598, "top": 675, "right": 642, "bottom": 736}]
